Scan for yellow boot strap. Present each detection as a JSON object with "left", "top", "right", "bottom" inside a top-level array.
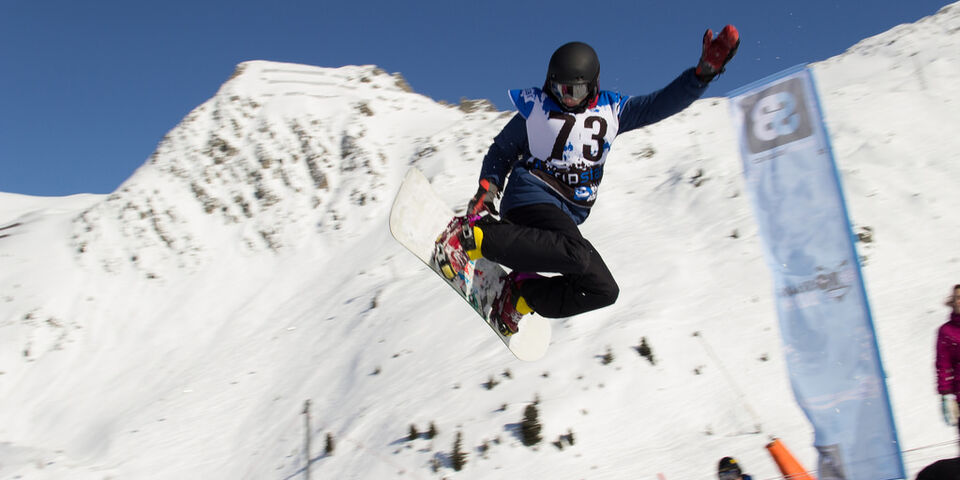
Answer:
[
  {"left": 516, "top": 295, "right": 533, "bottom": 315},
  {"left": 467, "top": 226, "right": 484, "bottom": 261}
]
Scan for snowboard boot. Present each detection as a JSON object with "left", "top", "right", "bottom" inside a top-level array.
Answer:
[
  {"left": 433, "top": 213, "right": 497, "bottom": 282},
  {"left": 490, "top": 271, "right": 538, "bottom": 336}
]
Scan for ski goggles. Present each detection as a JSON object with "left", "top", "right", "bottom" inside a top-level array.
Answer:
[{"left": 550, "top": 81, "right": 590, "bottom": 104}]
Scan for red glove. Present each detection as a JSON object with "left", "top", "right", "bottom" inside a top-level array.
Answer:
[
  {"left": 696, "top": 24, "right": 740, "bottom": 82},
  {"left": 466, "top": 178, "right": 499, "bottom": 216}
]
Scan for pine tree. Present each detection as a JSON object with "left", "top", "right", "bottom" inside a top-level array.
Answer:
[
  {"left": 426, "top": 422, "right": 438, "bottom": 440},
  {"left": 520, "top": 404, "right": 542, "bottom": 446},
  {"left": 601, "top": 346, "right": 615, "bottom": 365},
  {"left": 408, "top": 424, "right": 419, "bottom": 441},
  {"left": 451, "top": 431, "right": 467, "bottom": 471},
  {"left": 636, "top": 337, "right": 656, "bottom": 365},
  {"left": 554, "top": 429, "right": 576, "bottom": 449},
  {"left": 478, "top": 440, "right": 490, "bottom": 458},
  {"left": 324, "top": 433, "right": 335, "bottom": 455}
]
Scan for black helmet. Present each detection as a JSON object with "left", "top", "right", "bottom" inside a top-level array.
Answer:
[
  {"left": 543, "top": 41, "right": 599, "bottom": 111},
  {"left": 718, "top": 457, "right": 743, "bottom": 479}
]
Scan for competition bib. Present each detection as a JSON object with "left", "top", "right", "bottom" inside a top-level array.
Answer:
[{"left": 510, "top": 88, "right": 625, "bottom": 207}]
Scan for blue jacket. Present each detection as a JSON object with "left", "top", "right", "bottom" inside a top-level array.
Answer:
[{"left": 480, "top": 67, "right": 709, "bottom": 224}]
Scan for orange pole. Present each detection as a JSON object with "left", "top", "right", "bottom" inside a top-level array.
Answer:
[{"left": 765, "top": 438, "right": 817, "bottom": 480}]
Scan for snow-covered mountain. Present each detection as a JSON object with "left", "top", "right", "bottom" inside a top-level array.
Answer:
[{"left": 2, "top": 3, "right": 960, "bottom": 479}]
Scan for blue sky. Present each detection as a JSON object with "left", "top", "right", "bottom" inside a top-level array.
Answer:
[{"left": 0, "top": 0, "right": 952, "bottom": 196}]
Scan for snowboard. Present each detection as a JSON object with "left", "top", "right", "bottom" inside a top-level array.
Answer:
[{"left": 389, "top": 167, "right": 551, "bottom": 361}]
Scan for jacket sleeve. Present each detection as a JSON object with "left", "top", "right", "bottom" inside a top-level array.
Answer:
[
  {"left": 618, "top": 68, "right": 709, "bottom": 134},
  {"left": 479, "top": 113, "right": 528, "bottom": 188},
  {"left": 937, "top": 326, "right": 955, "bottom": 394}
]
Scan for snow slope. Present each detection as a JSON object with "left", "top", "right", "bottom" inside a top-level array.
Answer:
[{"left": 1, "top": 3, "right": 959, "bottom": 479}]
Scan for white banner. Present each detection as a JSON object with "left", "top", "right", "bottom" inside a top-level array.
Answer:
[{"left": 730, "top": 66, "right": 905, "bottom": 480}]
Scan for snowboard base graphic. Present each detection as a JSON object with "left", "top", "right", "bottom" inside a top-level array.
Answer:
[{"left": 389, "top": 168, "right": 551, "bottom": 361}]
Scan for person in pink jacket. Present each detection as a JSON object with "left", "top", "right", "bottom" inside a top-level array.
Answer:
[{"left": 936, "top": 284, "right": 960, "bottom": 433}]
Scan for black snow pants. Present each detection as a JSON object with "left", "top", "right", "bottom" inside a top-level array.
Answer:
[{"left": 477, "top": 203, "right": 619, "bottom": 318}]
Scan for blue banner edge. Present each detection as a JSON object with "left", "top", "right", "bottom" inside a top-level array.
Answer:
[{"left": 805, "top": 68, "right": 907, "bottom": 479}]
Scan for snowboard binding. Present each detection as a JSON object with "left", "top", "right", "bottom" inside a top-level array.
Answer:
[{"left": 432, "top": 216, "right": 474, "bottom": 292}]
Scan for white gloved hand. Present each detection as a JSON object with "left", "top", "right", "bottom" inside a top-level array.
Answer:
[{"left": 942, "top": 394, "right": 958, "bottom": 426}]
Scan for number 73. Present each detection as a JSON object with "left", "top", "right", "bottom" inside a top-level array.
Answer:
[{"left": 548, "top": 111, "right": 608, "bottom": 162}]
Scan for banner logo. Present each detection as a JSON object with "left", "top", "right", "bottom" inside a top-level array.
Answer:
[{"left": 739, "top": 77, "right": 813, "bottom": 153}]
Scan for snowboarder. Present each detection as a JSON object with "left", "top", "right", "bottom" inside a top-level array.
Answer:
[
  {"left": 717, "top": 456, "right": 753, "bottom": 480},
  {"left": 936, "top": 284, "right": 960, "bottom": 443},
  {"left": 441, "top": 26, "right": 739, "bottom": 335}
]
